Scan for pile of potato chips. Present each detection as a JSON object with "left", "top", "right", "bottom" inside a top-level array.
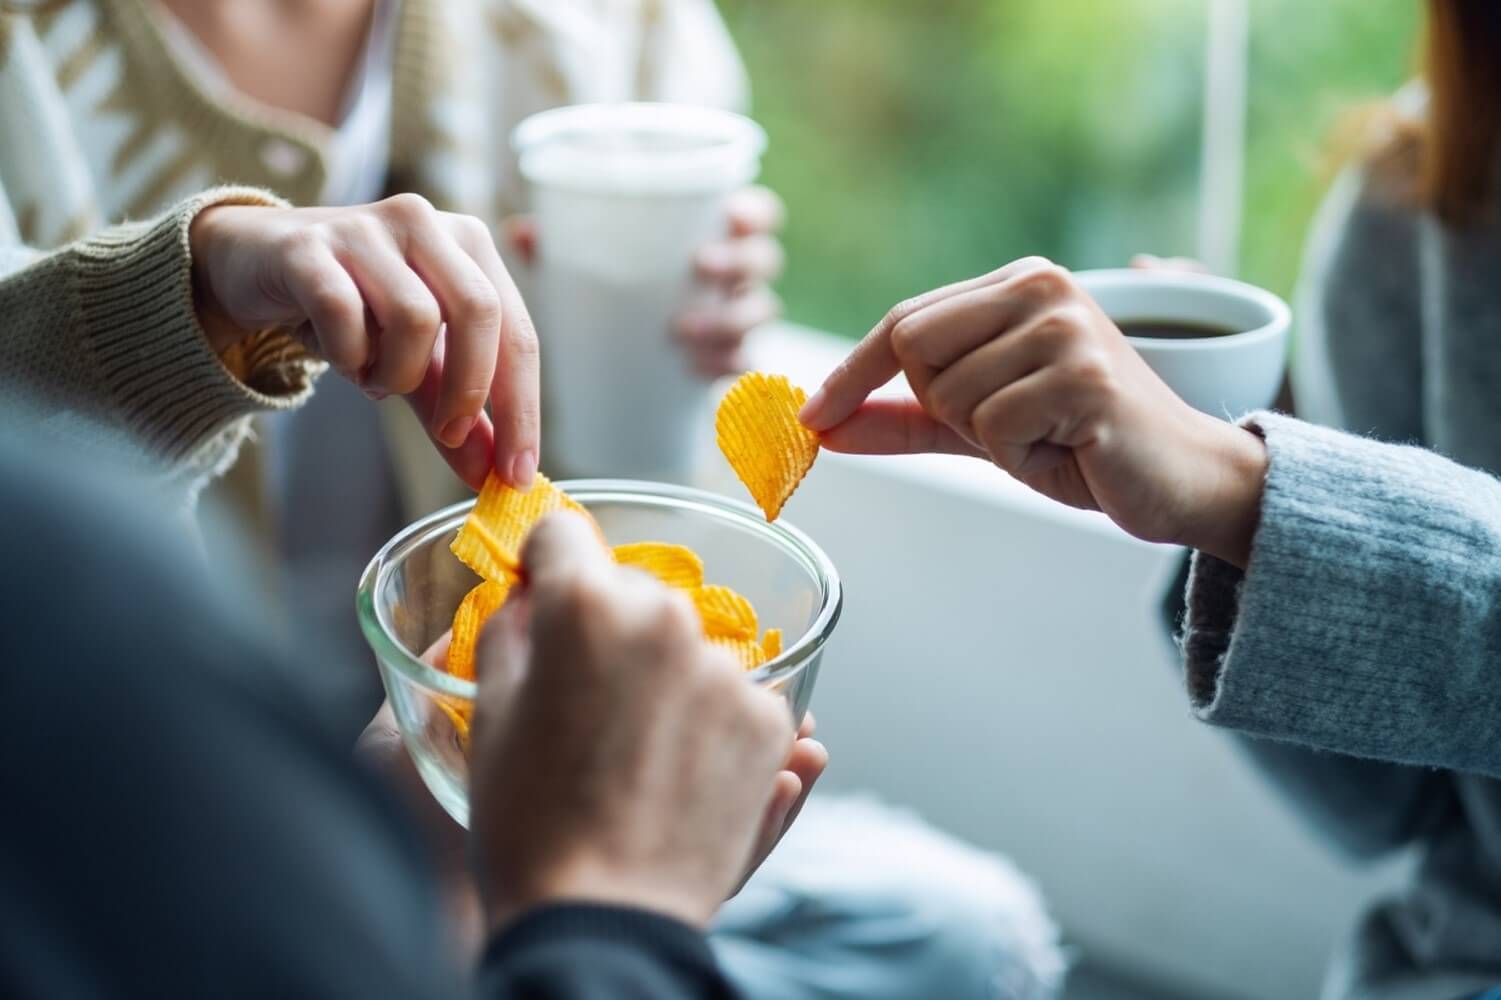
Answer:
[{"left": 431, "top": 372, "right": 818, "bottom": 748}]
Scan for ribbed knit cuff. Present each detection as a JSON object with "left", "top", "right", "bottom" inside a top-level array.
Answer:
[
  {"left": 1182, "top": 411, "right": 1501, "bottom": 768},
  {"left": 70, "top": 186, "right": 324, "bottom": 461}
]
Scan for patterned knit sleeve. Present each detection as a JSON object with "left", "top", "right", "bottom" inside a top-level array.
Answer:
[
  {"left": 1183, "top": 412, "right": 1501, "bottom": 780},
  {"left": 0, "top": 186, "right": 324, "bottom": 498}
]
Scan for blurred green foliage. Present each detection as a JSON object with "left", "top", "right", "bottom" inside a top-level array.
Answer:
[{"left": 718, "top": 0, "right": 1419, "bottom": 337}]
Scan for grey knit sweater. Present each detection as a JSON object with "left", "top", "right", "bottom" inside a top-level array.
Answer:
[{"left": 1183, "top": 167, "right": 1501, "bottom": 999}]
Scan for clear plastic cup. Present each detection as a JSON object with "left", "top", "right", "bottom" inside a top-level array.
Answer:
[
  {"left": 356, "top": 480, "right": 841, "bottom": 827},
  {"left": 513, "top": 103, "right": 767, "bottom": 482}
]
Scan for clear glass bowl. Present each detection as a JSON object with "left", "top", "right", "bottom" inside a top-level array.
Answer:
[{"left": 356, "top": 480, "right": 843, "bottom": 827}]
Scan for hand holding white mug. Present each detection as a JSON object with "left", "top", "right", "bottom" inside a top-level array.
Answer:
[
  {"left": 189, "top": 194, "right": 540, "bottom": 491},
  {"left": 799, "top": 257, "right": 1269, "bottom": 567}
]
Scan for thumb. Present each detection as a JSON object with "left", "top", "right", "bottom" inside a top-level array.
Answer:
[
  {"left": 472, "top": 596, "right": 531, "bottom": 729},
  {"left": 818, "top": 399, "right": 986, "bottom": 457}
]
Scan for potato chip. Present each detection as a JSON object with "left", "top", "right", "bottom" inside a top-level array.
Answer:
[
  {"left": 710, "top": 634, "right": 766, "bottom": 671},
  {"left": 434, "top": 697, "right": 473, "bottom": 753},
  {"left": 716, "top": 372, "right": 821, "bottom": 521},
  {"left": 760, "top": 627, "right": 783, "bottom": 661},
  {"left": 451, "top": 472, "right": 599, "bottom": 583},
  {"left": 693, "top": 584, "right": 758, "bottom": 640},
  {"left": 613, "top": 542, "right": 705, "bottom": 590},
  {"left": 446, "top": 579, "right": 510, "bottom": 681}
]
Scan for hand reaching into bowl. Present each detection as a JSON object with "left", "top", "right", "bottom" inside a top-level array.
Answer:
[
  {"left": 358, "top": 511, "right": 826, "bottom": 943},
  {"left": 800, "top": 257, "right": 1270, "bottom": 568},
  {"left": 505, "top": 185, "right": 786, "bottom": 378},
  {"left": 189, "top": 194, "right": 539, "bottom": 491}
]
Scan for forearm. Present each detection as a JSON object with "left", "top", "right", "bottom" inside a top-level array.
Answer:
[
  {"left": 478, "top": 905, "right": 737, "bottom": 999},
  {"left": 1182, "top": 412, "right": 1501, "bottom": 777},
  {"left": 0, "top": 187, "right": 321, "bottom": 472}
]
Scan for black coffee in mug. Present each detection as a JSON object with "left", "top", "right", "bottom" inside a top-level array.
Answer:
[{"left": 1118, "top": 318, "right": 1242, "bottom": 340}]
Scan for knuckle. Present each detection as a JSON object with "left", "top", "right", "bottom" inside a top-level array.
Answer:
[
  {"left": 1018, "top": 263, "right": 1071, "bottom": 299},
  {"left": 389, "top": 293, "right": 441, "bottom": 335},
  {"left": 453, "top": 280, "right": 502, "bottom": 328},
  {"left": 889, "top": 312, "right": 927, "bottom": 363},
  {"left": 381, "top": 192, "right": 434, "bottom": 224},
  {"left": 452, "top": 213, "right": 493, "bottom": 246},
  {"left": 1064, "top": 349, "right": 1115, "bottom": 391}
]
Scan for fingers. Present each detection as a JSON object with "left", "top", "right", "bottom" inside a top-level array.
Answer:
[
  {"left": 725, "top": 185, "right": 786, "bottom": 239},
  {"left": 449, "top": 214, "right": 541, "bottom": 489},
  {"left": 403, "top": 353, "right": 498, "bottom": 490},
  {"left": 519, "top": 510, "right": 615, "bottom": 596},
  {"left": 281, "top": 239, "right": 371, "bottom": 381},
  {"left": 695, "top": 234, "right": 785, "bottom": 289},
  {"left": 970, "top": 365, "right": 1097, "bottom": 476},
  {"left": 1130, "top": 253, "right": 1209, "bottom": 273},
  {"left": 335, "top": 236, "right": 443, "bottom": 397},
  {"left": 400, "top": 212, "right": 503, "bottom": 449},
  {"left": 818, "top": 398, "right": 986, "bottom": 457},
  {"left": 922, "top": 304, "right": 1085, "bottom": 443},
  {"left": 800, "top": 256, "right": 1054, "bottom": 432}
]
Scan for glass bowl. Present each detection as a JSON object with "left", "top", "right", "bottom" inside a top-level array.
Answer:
[{"left": 357, "top": 480, "right": 843, "bottom": 827}]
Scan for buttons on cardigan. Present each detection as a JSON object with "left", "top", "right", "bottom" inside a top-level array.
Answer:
[{"left": 259, "top": 138, "right": 309, "bottom": 178}]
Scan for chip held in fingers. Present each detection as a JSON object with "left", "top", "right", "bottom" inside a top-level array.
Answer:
[
  {"left": 450, "top": 471, "right": 599, "bottom": 583},
  {"left": 716, "top": 372, "right": 821, "bottom": 521},
  {"left": 446, "top": 579, "right": 511, "bottom": 681},
  {"left": 439, "top": 474, "right": 788, "bottom": 749}
]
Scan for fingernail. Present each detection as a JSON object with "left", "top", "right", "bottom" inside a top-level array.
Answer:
[
  {"left": 439, "top": 414, "right": 476, "bottom": 448},
  {"left": 509, "top": 449, "right": 537, "bottom": 490},
  {"left": 799, "top": 387, "right": 829, "bottom": 429},
  {"left": 363, "top": 387, "right": 388, "bottom": 402}
]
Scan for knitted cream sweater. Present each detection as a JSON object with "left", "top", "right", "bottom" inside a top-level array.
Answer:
[{"left": 0, "top": 0, "right": 746, "bottom": 508}]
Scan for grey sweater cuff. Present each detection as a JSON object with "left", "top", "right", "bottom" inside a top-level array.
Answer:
[
  {"left": 1182, "top": 411, "right": 1501, "bottom": 775},
  {"left": 70, "top": 186, "right": 323, "bottom": 461}
]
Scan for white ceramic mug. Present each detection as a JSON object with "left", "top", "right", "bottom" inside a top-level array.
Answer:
[
  {"left": 1074, "top": 269, "right": 1291, "bottom": 418},
  {"left": 514, "top": 103, "right": 766, "bottom": 482}
]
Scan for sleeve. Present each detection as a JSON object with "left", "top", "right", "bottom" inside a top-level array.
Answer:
[
  {"left": 0, "top": 438, "right": 739, "bottom": 1000},
  {"left": 1182, "top": 412, "right": 1501, "bottom": 780},
  {"left": 0, "top": 449, "right": 456, "bottom": 999},
  {"left": 478, "top": 905, "right": 740, "bottom": 999},
  {"left": 1291, "top": 164, "right": 1424, "bottom": 438},
  {"left": 0, "top": 186, "right": 324, "bottom": 484}
]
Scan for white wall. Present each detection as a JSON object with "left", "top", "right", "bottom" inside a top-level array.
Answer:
[{"left": 696, "top": 326, "right": 1409, "bottom": 1000}]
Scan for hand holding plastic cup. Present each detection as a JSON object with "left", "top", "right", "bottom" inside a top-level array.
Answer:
[{"left": 514, "top": 103, "right": 767, "bottom": 482}]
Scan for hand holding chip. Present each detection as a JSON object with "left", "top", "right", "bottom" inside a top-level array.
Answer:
[
  {"left": 189, "top": 195, "right": 540, "bottom": 491},
  {"left": 468, "top": 511, "right": 816, "bottom": 933},
  {"left": 800, "top": 257, "right": 1269, "bottom": 568}
]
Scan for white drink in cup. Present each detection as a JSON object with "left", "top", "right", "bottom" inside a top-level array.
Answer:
[
  {"left": 1075, "top": 268, "right": 1292, "bottom": 418},
  {"left": 513, "top": 103, "right": 767, "bottom": 482}
]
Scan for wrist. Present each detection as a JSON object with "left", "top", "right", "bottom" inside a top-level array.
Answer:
[
  {"left": 188, "top": 206, "right": 252, "bottom": 354},
  {"left": 1179, "top": 415, "right": 1268, "bottom": 569},
  {"left": 482, "top": 859, "right": 716, "bottom": 938}
]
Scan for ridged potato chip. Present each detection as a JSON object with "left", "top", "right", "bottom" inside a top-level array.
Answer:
[
  {"left": 613, "top": 542, "right": 705, "bottom": 590},
  {"left": 446, "top": 579, "right": 511, "bottom": 681},
  {"left": 434, "top": 697, "right": 473, "bottom": 753},
  {"left": 711, "top": 634, "right": 766, "bottom": 671},
  {"left": 693, "top": 584, "right": 758, "bottom": 640},
  {"left": 760, "top": 627, "right": 783, "bottom": 661},
  {"left": 716, "top": 372, "right": 821, "bottom": 521},
  {"left": 451, "top": 472, "right": 598, "bottom": 583}
]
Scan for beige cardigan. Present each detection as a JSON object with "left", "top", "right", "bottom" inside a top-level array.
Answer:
[{"left": 0, "top": 0, "right": 747, "bottom": 521}]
